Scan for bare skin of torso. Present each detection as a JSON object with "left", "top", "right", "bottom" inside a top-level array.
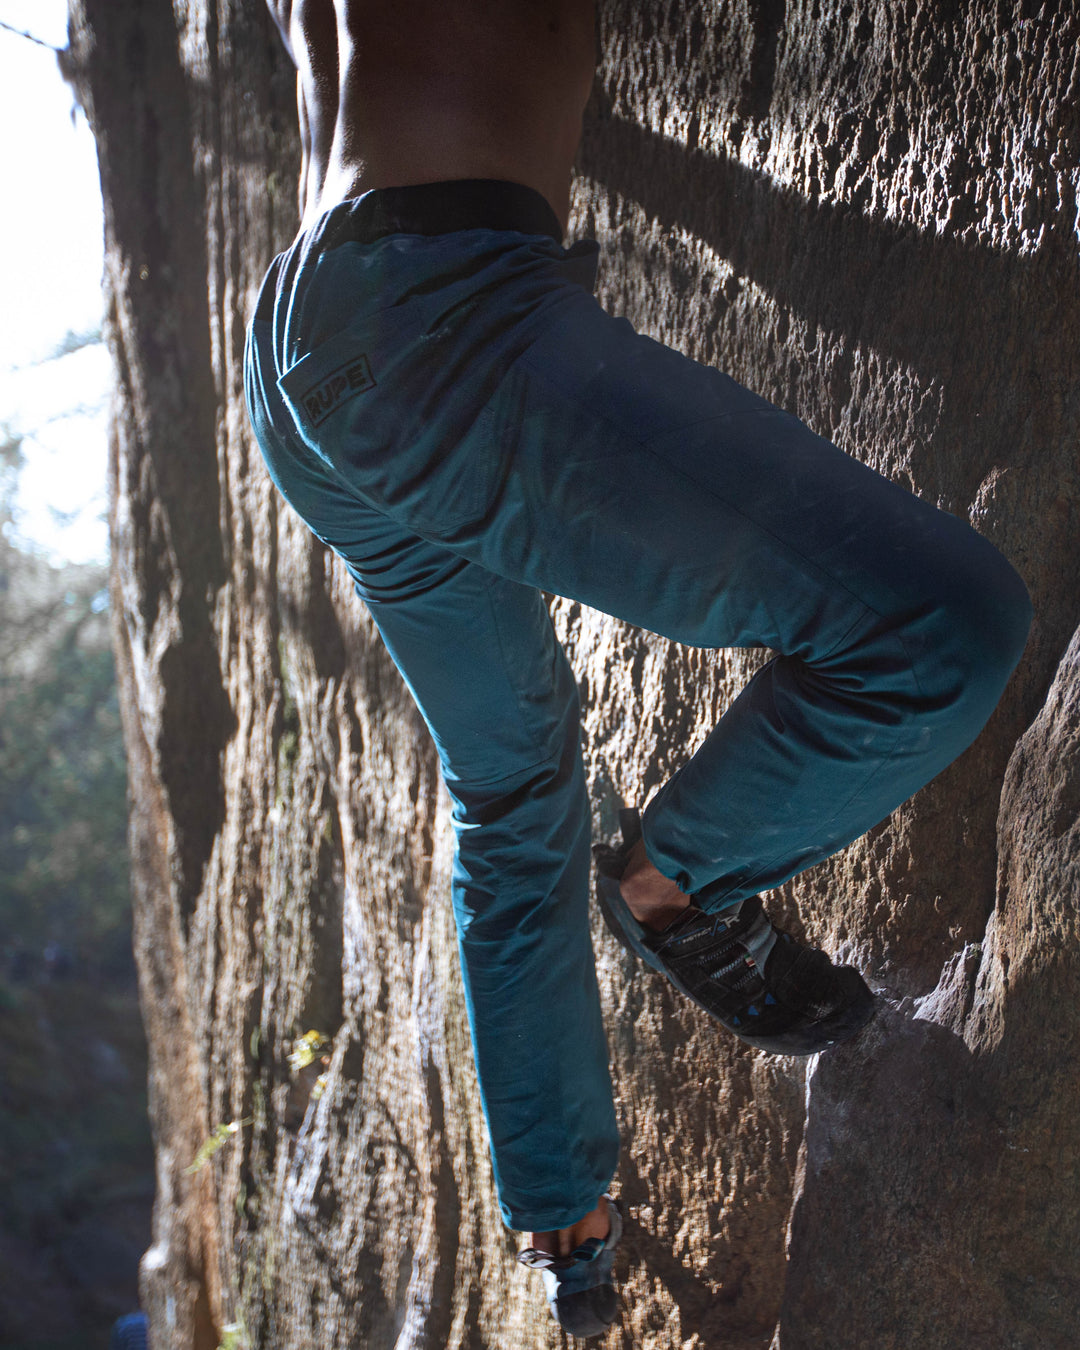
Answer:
[
  {"left": 266, "top": 0, "right": 692, "bottom": 1255},
  {"left": 267, "top": 0, "right": 598, "bottom": 233}
]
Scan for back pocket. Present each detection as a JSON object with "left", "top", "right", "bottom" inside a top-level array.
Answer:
[{"left": 278, "top": 305, "right": 499, "bottom": 537}]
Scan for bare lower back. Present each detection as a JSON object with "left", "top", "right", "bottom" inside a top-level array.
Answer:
[{"left": 276, "top": 0, "right": 597, "bottom": 231}]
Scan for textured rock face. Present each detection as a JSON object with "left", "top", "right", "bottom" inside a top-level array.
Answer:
[
  {"left": 779, "top": 623, "right": 1080, "bottom": 1350},
  {"left": 70, "top": 0, "right": 1078, "bottom": 1347}
]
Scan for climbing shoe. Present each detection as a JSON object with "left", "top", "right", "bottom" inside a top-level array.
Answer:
[
  {"left": 594, "top": 809, "right": 877, "bottom": 1055},
  {"left": 518, "top": 1196, "right": 622, "bottom": 1338}
]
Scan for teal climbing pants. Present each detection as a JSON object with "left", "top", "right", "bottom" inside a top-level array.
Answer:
[{"left": 244, "top": 180, "right": 1031, "bottom": 1232}]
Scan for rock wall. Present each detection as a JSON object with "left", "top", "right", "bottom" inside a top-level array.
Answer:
[
  {"left": 574, "top": 5, "right": 1080, "bottom": 1345},
  {"left": 69, "top": 0, "right": 1079, "bottom": 1346}
]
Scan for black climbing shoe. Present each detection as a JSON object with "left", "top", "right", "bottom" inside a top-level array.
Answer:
[
  {"left": 518, "top": 1196, "right": 622, "bottom": 1338},
  {"left": 594, "top": 809, "right": 877, "bottom": 1055}
]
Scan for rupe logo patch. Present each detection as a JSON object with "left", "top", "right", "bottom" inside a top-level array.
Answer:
[{"left": 299, "top": 355, "right": 375, "bottom": 427}]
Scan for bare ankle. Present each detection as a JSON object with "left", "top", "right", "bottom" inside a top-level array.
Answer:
[
  {"left": 529, "top": 1194, "right": 609, "bottom": 1258},
  {"left": 618, "top": 838, "right": 691, "bottom": 930}
]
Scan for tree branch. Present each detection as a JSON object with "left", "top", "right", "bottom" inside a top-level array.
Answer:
[{"left": 0, "top": 19, "right": 63, "bottom": 52}]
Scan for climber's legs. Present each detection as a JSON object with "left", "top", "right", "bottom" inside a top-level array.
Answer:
[{"left": 246, "top": 189, "right": 1031, "bottom": 1234}]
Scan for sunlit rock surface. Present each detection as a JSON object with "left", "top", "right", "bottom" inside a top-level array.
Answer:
[{"left": 69, "top": 0, "right": 1079, "bottom": 1345}]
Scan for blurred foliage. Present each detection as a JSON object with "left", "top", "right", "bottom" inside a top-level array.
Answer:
[
  {"left": 46, "top": 326, "right": 104, "bottom": 360},
  {"left": 0, "top": 976, "right": 152, "bottom": 1344},
  {"left": 186, "top": 1117, "right": 251, "bottom": 1176},
  {"left": 0, "top": 424, "right": 131, "bottom": 975},
  {"left": 287, "top": 1027, "right": 330, "bottom": 1074},
  {"left": 0, "top": 423, "right": 151, "bottom": 1345}
]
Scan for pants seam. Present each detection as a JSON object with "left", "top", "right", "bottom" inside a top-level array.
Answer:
[{"left": 516, "top": 348, "right": 885, "bottom": 634}]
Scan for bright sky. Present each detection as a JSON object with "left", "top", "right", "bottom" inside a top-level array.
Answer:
[{"left": 0, "top": 0, "right": 108, "bottom": 565}]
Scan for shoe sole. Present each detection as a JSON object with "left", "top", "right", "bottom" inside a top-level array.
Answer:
[{"left": 595, "top": 870, "right": 877, "bottom": 1055}]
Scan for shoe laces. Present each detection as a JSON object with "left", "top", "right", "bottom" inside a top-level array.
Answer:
[
  {"left": 651, "top": 899, "right": 782, "bottom": 1019},
  {"left": 654, "top": 898, "right": 774, "bottom": 968}
]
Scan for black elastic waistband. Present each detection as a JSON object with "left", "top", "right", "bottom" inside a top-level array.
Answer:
[{"left": 317, "top": 179, "right": 564, "bottom": 250}]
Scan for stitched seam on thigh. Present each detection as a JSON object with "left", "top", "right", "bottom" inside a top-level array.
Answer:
[
  {"left": 514, "top": 352, "right": 882, "bottom": 623},
  {"left": 513, "top": 349, "right": 930, "bottom": 717},
  {"left": 640, "top": 416, "right": 930, "bottom": 709},
  {"left": 640, "top": 411, "right": 890, "bottom": 625}
]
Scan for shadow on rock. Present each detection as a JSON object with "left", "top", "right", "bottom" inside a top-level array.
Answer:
[{"left": 778, "top": 998, "right": 1009, "bottom": 1350}]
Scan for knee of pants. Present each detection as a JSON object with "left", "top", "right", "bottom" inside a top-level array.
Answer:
[
  {"left": 916, "top": 530, "right": 1032, "bottom": 739},
  {"left": 447, "top": 731, "right": 591, "bottom": 936}
]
